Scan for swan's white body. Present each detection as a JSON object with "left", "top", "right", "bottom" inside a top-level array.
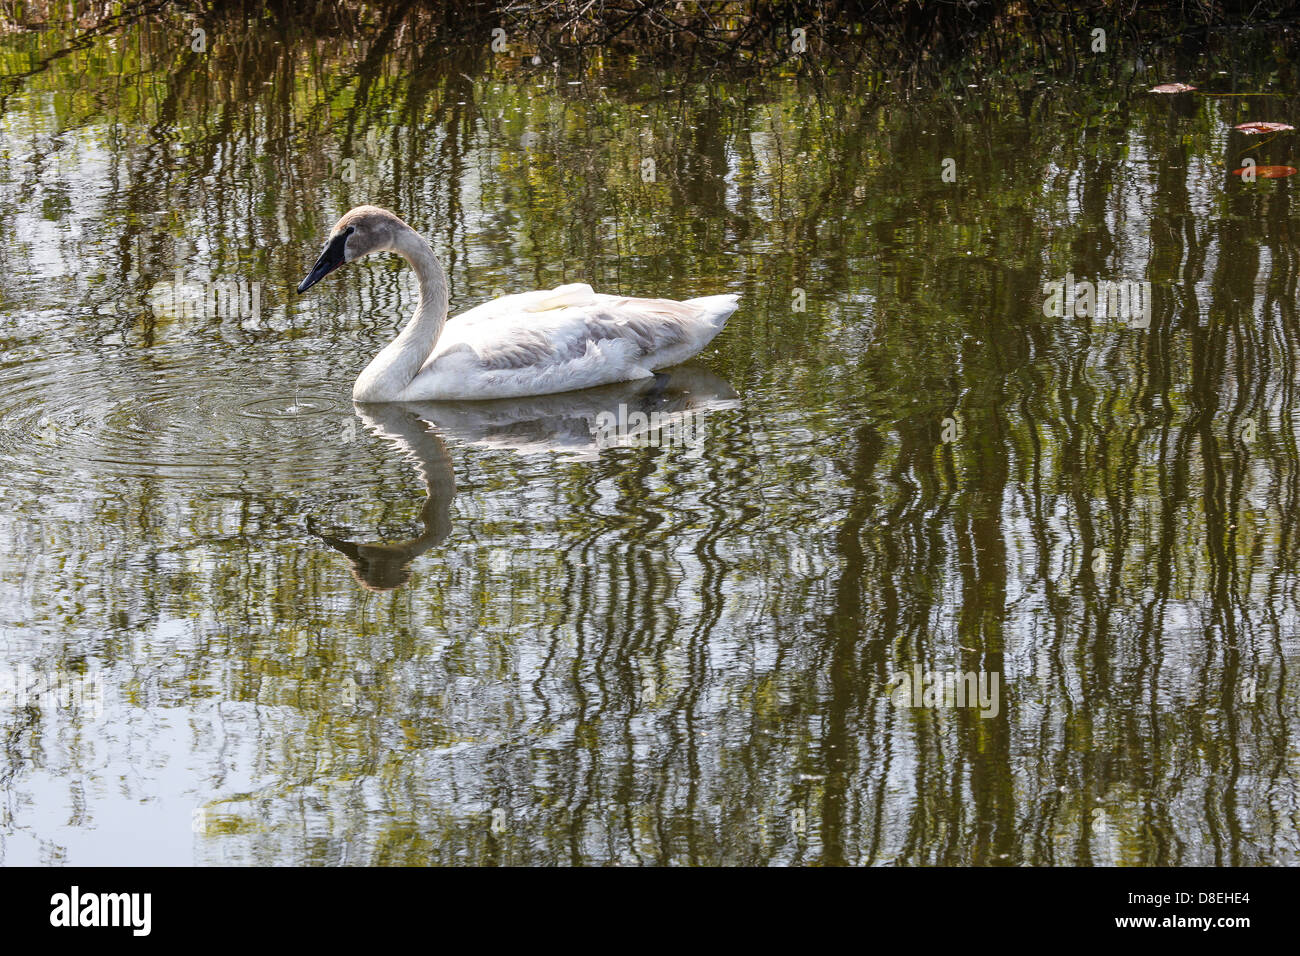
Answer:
[
  {"left": 388, "top": 283, "right": 739, "bottom": 402},
  {"left": 299, "top": 206, "right": 738, "bottom": 403}
]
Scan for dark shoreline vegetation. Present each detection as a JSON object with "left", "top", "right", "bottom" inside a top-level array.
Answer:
[{"left": 5, "top": 1, "right": 1300, "bottom": 78}]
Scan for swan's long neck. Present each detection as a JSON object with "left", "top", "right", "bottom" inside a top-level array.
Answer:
[{"left": 353, "top": 226, "right": 449, "bottom": 402}]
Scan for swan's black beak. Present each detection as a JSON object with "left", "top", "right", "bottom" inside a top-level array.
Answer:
[{"left": 297, "top": 230, "right": 350, "bottom": 293}]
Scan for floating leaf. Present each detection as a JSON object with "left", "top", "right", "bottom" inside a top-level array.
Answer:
[
  {"left": 1149, "top": 83, "right": 1196, "bottom": 93},
  {"left": 1231, "top": 165, "right": 1298, "bottom": 178},
  {"left": 1233, "top": 121, "right": 1295, "bottom": 134}
]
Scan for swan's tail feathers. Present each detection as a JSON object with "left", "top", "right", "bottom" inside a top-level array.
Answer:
[{"left": 685, "top": 293, "right": 740, "bottom": 329}]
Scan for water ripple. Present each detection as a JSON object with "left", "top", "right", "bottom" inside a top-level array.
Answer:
[{"left": 0, "top": 342, "right": 353, "bottom": 486}]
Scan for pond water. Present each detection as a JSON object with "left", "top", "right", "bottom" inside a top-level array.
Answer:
[{"left": 1, "top": 10, "right": 1298, "bottom": 865}]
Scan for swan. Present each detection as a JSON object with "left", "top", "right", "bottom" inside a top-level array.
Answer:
[{"left": 296, "top": 205, "right": 739, "bottom": 402}]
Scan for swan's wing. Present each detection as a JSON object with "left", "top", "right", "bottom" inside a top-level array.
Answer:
[
  {"left": 435, "top": 293, "right": 736, "bottom": 370},
  {"left": 412, "top": 290, "right": 738, "bottom": 400},
  {"left": 450, "top": 283, "right": 597, "bottom": 327}
]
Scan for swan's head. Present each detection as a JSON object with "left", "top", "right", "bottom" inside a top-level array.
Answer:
[{"left": 296, "top": 205, "right": 407, "bottom": 293}]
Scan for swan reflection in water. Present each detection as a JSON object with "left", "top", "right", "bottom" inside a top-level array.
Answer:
[{"left": 310, "top": 365, "right": 739, "bottom": 590}]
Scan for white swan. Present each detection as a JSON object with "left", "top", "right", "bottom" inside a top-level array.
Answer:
[{"left": 296, "top": 205, "right": 739, "bottom": 402}]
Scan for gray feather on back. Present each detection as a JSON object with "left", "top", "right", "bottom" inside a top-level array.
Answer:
[{"left": 474, "top": 303, "right": 697, "bottom": 371}]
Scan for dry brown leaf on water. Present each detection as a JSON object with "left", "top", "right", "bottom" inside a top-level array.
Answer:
[
  {"left": 1232, "top": 165, "right": 1298, "bottom": 178},
  {"left": 1234, "top": 121, "right": 1296, "bottom": 134}
]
